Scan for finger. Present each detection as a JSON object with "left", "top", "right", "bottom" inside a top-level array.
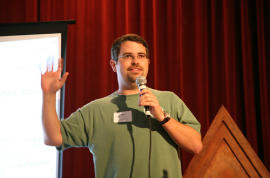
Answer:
[
  {"left": 57, "top": 58, "right": 62, "bottom": 72},
  {"left": 140, "top": 92, "right": 155, "bottom": 100},
  {"left": 139, "top": 89, "right": 151, "bottom": 96},
  {"left": 49, "top": 63, "right": 53, "bottom": 72},
  {"left": 140, "top": 95, "right": 157, "bottom": 104},
  {"left": 59, "top": 72, "right": 69, "bottom": 84},
  {"left": 140, "top": 95, "right": 159, "bottom": 106},
  {"left": 53, "top": 58, "right": 60, "bottom": 72},
  {"left": 140, "top": 101, "right": 157, "bottom": 107},
  {"left": 45, "top": 65, "right": 49, "bottom": 73}
]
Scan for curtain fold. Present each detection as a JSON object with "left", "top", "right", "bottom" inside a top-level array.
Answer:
[
  {"left": 0, "top": 0, "right": 37, "bottom": 22},
  {"left": 256, "top": 0, "right": 270, "bottom": 167},
  {"left": 1, "top": 0, "right": 269, "bottom": 177}
]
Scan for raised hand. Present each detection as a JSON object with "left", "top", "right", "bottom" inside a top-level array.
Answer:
[{"left": 41, "top": 59, "right": 69, "bottom": 95}]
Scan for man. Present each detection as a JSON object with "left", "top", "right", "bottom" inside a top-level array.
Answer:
[{"left": 41, "top": 34, "right": 203, "bottom": 178}]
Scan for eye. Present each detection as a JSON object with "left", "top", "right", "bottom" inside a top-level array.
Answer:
[
  {"left": 124, "top": 54, "right": 133, "bottom": 59},
  {"left": 138, "top": 54, "right": 146, "bottom": 59}
]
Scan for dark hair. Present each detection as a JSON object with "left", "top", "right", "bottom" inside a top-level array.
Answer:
[{"left": 111, "top": 34, "right": 149, "bottom": 61}]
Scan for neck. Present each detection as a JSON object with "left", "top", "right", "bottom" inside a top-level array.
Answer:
[
  {"left": 117, "top": 84, "right": 140, "bottom": 95},
  {"left": 117, "top": 88, "right": 140, "bottom": 95}
]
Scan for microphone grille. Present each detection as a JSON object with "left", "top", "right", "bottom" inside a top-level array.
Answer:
[{"left": 136, "top": 76, "right": 147, "bottom": 86}]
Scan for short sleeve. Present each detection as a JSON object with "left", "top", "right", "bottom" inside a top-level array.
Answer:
[
  {"left": 57, "top": 108, "right": 90, "bottom": 151},
  {"left": 172, "top": 93, "right": 201, "bottom": 134}
]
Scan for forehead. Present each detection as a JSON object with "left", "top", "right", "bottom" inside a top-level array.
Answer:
[{"left": 119, "top": 41, "right": 146, "bottom": 54}]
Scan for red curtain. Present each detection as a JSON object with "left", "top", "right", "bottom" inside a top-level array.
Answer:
[{"left": 1, "top": 0, "right": 269, "bottom": 177}]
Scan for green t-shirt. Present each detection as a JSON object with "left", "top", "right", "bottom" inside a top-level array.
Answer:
[{"left": 59, "top": 89, "right": 201, "bottom": 178}]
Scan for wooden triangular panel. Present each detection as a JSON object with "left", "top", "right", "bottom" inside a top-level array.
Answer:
[{"left": 184, "top": 106, "right": 270, "bottom": 178}]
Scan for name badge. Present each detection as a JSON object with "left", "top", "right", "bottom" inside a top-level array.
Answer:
[{"left": 113, "top": 111, "right": 132, "bottom": 123}]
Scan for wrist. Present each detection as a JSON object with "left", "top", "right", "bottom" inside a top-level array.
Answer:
[
  {"left": 43, "top": 92, "right": 57, "bottom": 101},
  {"left": 159, "top": 109, "right": 171, "bottom": 125}
]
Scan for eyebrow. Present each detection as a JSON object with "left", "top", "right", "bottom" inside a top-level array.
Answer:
[
  {"left": 121, "top": 52, "right": 133, "bottom": 55},
  {"left": 121, "top": 52, "right": 146, "bottom": 55}
]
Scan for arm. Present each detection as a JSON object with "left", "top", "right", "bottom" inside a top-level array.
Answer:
[
  {"left": 41, "top": 59, "right": 69, "bottom": 146},
  {"left": 139, "top": 89, "right": 203, "bottom": 154},
  {"left": 160, "top": 116, "right": 203, "bottom": 154}
]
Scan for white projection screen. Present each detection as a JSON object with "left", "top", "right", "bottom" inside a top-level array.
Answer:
[{"left": 0, "top": 21, "right": 73, "bottom": 178}]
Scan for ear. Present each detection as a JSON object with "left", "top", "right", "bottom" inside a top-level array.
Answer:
[{"left": 110, "top": 59, "right": 117, "bottom": 72}]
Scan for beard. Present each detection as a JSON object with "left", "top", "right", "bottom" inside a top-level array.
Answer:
[
  {"left": 127, "top": 73, "right": 137, "bottom": 83},
  {"left": 126, "top": 64, "right": 144, "bottom": 83},
  {"left": 116, "top": 62, "right": 149, "bottom": 90}
]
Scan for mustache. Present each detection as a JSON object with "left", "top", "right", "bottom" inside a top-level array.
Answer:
[{"left": 127, "top": 65, "right": 143, "bottom": 71}]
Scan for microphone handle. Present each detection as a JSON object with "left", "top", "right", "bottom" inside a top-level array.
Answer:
[{"left": 139, "top": 84, "right": 151, "bottom": 115}]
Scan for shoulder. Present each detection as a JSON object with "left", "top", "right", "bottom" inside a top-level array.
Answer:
[
  {"left": 80, "top": 92, "right": 117, "bottom": 112},
  {"left": 150, "top": 88, "right": 182, "bottom": 102},
  {"left": 149, "top": 88, "right": 189, "bottom": 114}
]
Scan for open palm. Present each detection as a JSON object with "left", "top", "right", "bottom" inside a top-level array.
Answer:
[{"left": 41, "top": 59, "right": 69, "bottom": 94}]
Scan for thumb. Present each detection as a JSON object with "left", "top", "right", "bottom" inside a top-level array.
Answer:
[{"left": 59, "top": 72, "right": 69, "bottom": 85}]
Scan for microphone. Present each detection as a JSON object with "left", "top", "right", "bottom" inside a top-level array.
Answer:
[{"left": 136, "top": 76, "right": 151, "bottom": 116}]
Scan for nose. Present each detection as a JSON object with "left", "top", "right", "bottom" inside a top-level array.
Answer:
[{"left": 131, "top": 56, "right": 139, "bottom": 65}]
